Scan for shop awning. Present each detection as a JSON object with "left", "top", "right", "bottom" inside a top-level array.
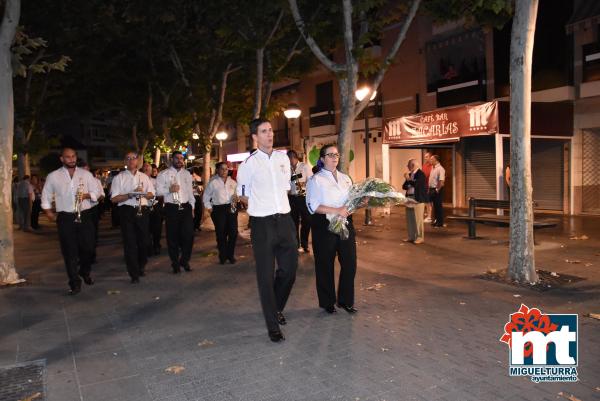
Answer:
[{"left": 384, "top": 100, "right": 573, "bottom": 147}]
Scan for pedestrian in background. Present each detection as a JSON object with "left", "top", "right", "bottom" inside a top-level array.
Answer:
[
  {"left": 428, "top": 154, "right": 445, "bottom": 228},
  {"left": 402, "top": 159, "right": 427, "bottom": 244}
]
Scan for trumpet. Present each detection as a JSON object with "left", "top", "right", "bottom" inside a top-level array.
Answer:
[
  {"left": 230, "top": 194, "right": 238, "bottom": 214},
  {"left": 74, "top": 180, "right": 84, "bottom": 223},
  {"left": 135, "top": 181, "right": 144, "bottom": 217},
  {"left": 171, "top": 175, "right": 183, "bottom": 210}
]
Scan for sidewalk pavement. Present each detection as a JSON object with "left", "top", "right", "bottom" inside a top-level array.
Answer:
[{"left": 0, "top": 208, "right": 599, "bottom": 401}]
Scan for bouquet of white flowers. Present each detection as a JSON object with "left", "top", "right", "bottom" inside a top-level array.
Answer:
[{"left": 327, "top": 178, "right": 409, "bottom": 239}]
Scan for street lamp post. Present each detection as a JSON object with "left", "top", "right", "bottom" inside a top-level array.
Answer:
[
  {"left": 215, "top": 131, "right": 228, "bottom": 162},
  {"left": 355, "top": 86, "right": 377, "bottom": 226},
  {"left": 284, "top": 103, "right": 302, "bottom": 150}
]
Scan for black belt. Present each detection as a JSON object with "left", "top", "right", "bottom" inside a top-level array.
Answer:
[
  {"left": 58, "top": 209, "right": 93, "bottom": 215},
  {"left": 251, "top": 212, "right": 290, "bottom": 220},
  {"left": 119, "top": 205, "right": 149, "bottom": 210}
]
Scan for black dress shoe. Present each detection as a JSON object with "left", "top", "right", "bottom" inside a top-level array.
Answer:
[
  {"left": 302, "top": 247, "right": 310, "bottom": 254},
  {"left": 338, "top": 304, "right": 358, "bottom": 314},
  {"left": 139, "top": 270, "right": 146, "bottom": 277},
  {"left": 171, "top": 263, "right": 181, "bottom": 274},
  {"left": 276, "top": 312, "right": 287, "bottom": 325},
  {"left": 324, "top": 305, "right": 337, "bottom": 314},
  {"left": 268, "top": 329, "right": 285, "bottom": 342},
  {"left": 228, "top": 257, "right": 237, "bottom": 264},
  {"left": 68, "top": 286, "right": 81, "bottom": 296},
  {"left": 182, "top": 264, "right": 192, "bottom": 272},
  {"left": 130, "top": 277, "right": 140, "bottom": 284},
  {"left": 81, "top": 275, "right": 94, "bottom": 285}
]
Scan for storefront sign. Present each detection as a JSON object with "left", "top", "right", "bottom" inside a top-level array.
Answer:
[{"left": 384, "top": 101, "right": 498, "bottom": 145}]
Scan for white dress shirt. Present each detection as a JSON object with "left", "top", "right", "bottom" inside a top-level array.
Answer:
[
  {"left": 429, "top": 164, "right": 446, "bottom": 188},
  {"left": 110, "top": 169, "right": 155, "bottom": 207},
  {"left": 156, "top": 167, "right": 195, "bottom": 209},
  {"left": 203, "top": 175, "right": 237, "bottom": 209},
  {"left": 90, "top": 177, "right": 104, "bottom": 207},
  {"left": 289, "top": 161, "right": 313, "bottom": 196},
  {"left": 236, "top": 149, "right": 291, "bottom": 217},
  {"left": 305, "top": 168, "right": 353, "bottom": 214},
  {"left": 41, "top": 167, "right": 102, "bottom": 212}
]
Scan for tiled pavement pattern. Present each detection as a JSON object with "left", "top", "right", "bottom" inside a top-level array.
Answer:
[
  {"left": 1, "top": 210, "right": 599, "bottom": 401},
  {"left": 0, "top": 360, "right": 45, "bottom": 401}
]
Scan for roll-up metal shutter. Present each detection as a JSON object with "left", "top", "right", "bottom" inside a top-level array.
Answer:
[
  {"left": 464, "top": 136, "right": 496, "bottom": 199},
  {"left": 531, "top": 140, "right": 564, "bottom": 210},
  {"left": 582, "top": 129, "right": 600, "bottom": 213}
]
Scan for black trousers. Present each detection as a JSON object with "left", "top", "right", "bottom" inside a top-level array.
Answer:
[
  {"left": 193, "top": 195, "right": 203, "bottom": 230},
  {"left": 56, "top": 210, "right": 95, "bottom": 290},
  {"left": 90, "top": 205, "right": 100, "bottom": 261},
  {"left": 210, "top": 204, "right": 238, "bottom": 262},
  {"left": 429, "top": 188, "right": 444, "bottom": 226},
  {"left": 164, "top": 203, "right": 194, "bottom": 266},
  {"left": 31, "top": 199, "right": 41, "bottom": 229},
  {"left": 118, "top": 205, "right": 150, "bottom": 279},
  {"left": 311, "top": 214, "right": 357, "bottom": 308},
  {"left": 250, "top": 213, "right": 298, "bottom": 331},
  {"left": 289, "top": 195, "right": 311, "bottom": 250},
  {"left": 148, "top": 203, "right": 163, "bottom": 252}
]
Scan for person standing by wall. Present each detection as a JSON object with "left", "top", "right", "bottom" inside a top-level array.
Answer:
[
  {"left": 428, "top": 155, "right": 446, "bottom": 228},
  {"left": 422, "top": 151, "right": 433, "bottom": 223},
  {"left": 16, "top": 175, "right": 34, "bottom": 232},
  {"left": 402, "top": 159, "right": 427, "bottom": 244},
  {"left": 236, "top": 118, "right": 298, "bottom": 343}
]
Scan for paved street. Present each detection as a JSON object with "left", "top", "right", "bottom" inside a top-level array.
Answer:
[{"left": 1, "top": 208, "right": 599, "bottom": 401}]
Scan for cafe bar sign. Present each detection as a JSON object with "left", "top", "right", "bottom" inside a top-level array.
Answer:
[{"left": 384, "top": 101, "right": 498, "bottom": 146}]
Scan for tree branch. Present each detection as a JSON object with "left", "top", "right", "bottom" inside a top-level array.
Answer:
[
  {"left": 288, "top": 0, "right": 344, "bottom": 73},
  {"left": 342, "top": 0, "right": 354, "bottom": 65},
  {"left": 264, "top": 8, "right": 284, "bottom": 48}
]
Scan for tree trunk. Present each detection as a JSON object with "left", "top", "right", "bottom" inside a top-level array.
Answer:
[
  {"left": 337, "top": 77, "right": 357, "bottom": 173},
  {"left": 0, "top": 0, "right": 22, "bottom": 285},
  {"left": 508, "top": 0, "right": 539, "bottom": 284},
  {"left": 154, "top": 147, "right": 161, "bottom": 166},
  {"left": 253, "top": 48, "right": 264, "bottom": 119},
  {"left": 202, "top": 143, "right": 212, "bottom": 187}
]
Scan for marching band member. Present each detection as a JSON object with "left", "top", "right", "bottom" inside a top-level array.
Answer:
[
  {"left": 306, "top": 144, "right": 357, "bottom": 314},
  {"left": 110, "top": 152, "right": 154, "bottom": 283},
  {"left": 156, "top": 151, "right": 195, "bottom": 274},
  {"left": 237, "top": 118, "right": 298, "bottom": 342},
  {"left": 203, "top": 162, "right": 238, "bottom": 264},
  {"left": 41, "top": 147, "right": 103, "bottom": 295},
  {"left": 287, "top": 150, "right": 312, "bottom": 253}
]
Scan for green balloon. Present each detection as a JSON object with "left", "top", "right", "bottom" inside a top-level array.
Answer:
[{"left": 308, "top": 145, "right": 320, "bottom": 166}]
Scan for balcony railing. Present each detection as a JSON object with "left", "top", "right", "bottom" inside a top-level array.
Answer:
[{"left": 309, "top": 104, "right": 335, "bottom": 128}]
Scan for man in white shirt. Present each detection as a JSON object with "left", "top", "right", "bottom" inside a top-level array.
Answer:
[
  {"left": 203, "top": 162, "right": 238, "bottom": 264},
  {"left": 237, "top": 118, "right": 298, "bottom": 343},
  {"left": 156, "top": 151, "right": 195, "bottom": 274},
  {"left": 110, "top": 151, "right": 155, "bottom": 283},
  {"left": 143, "top": 162, "right": 163, "bottom": 256},
  {"left": 428, "top": 154, "right": 446, "bottom": 228},
  {"left": 287, "top": 150, "right": 313, "bottom": 253},
  {"left": 41, "top": 147, "right": 103, "bottom": 295}
]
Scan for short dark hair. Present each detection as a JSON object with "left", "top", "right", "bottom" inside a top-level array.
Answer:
[
  {"left": 215, "top": 162, "right": 227, "bottom": 170},
  {"left": 171, "top": 150, "right": 183, "bottom": 158},
  {"left": 61, "top": 147, "right": 76, "bottom": 156},
  {"left": 249, "top": 118, "right": 270, "bottom": 135},
  {"left": 431, "top": 154, "right": 440, "bottom": 163},
  {"left": 287, "top": 149, "right": 299, "bottom": 159}
]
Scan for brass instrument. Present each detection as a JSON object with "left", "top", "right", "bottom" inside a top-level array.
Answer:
[
  {"left": 171, "top": 175, "right": 183, "bottom": 210},
  {"left": 230, "top": 193, "right": 238, "bottom": 214},
  {"left": 291, "top": 172, "right": 306, "bottom": 196},
  {"left": 135, "top": 180, "right": 144, "bottom": 217},
  {"left": 74, "top": 179, "right": 84, "bottom": 223}
]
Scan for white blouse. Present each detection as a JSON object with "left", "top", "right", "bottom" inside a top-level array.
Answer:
[{"left": 305, "top": 168, "right": 353, "bottom": 214}]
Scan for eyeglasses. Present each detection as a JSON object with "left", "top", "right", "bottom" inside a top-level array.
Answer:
[
  {"left": 325, "top": 153, "right": 340, "bottom": 158},
  {"left": 126, "top": 155, "right": 138, "bottom": 161}
]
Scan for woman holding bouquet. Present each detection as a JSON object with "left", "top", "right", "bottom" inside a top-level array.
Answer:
[{"left": 306, "top": 144, "right": 357, "bottom": 314}]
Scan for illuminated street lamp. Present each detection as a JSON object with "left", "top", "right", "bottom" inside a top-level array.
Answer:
[
  {"left": 355, "top": 86, "right": 377, "bottom": 226},
  {"left": 283, "top": 103, "right": 301, "bottom": 119},
  {"left": 215, "top": 131, "right": 228, "bottom": 161}
]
